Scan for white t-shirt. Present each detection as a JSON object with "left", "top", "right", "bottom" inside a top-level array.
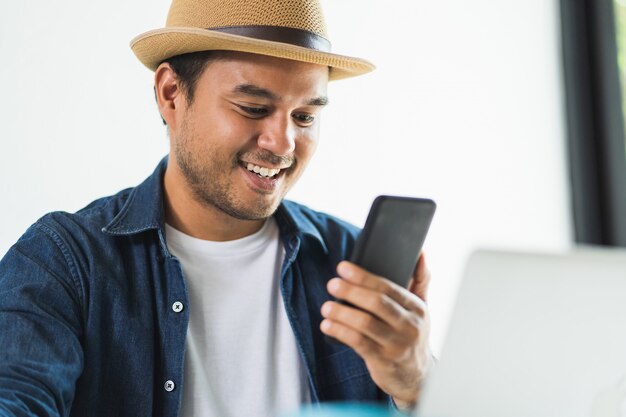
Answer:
[{"left": 165, "top": 219, "right": 309, "bottom": 417}]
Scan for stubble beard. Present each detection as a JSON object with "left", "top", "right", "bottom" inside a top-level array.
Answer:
[{"left": 173, "top": 126, "right": 286, "bottom": 221}]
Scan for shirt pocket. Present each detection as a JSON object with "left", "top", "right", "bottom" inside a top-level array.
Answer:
[{"left": 316, "top": 348, "right": 380, "bottom": 401}]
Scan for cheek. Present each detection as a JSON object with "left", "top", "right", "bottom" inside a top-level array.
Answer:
[
  {"left": 296, "top": 132, "right": 319, "bottom": 163},
  {"left": 216, "top": 110, "right": 247, "bottom": 133},
  {"left": 212, "top": 112, "right": 262, "bottom": 149},
  {"left": 187, "top": 112, "right": 253, "bottom": 152}
]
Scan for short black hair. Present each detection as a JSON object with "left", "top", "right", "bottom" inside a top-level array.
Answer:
[{"left": 155, "top": 50, "right": 217, "bottom": 125}]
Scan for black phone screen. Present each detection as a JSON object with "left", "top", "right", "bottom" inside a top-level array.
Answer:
[{"left": 349, "top": 196, "right": 436, "bottom": 287}]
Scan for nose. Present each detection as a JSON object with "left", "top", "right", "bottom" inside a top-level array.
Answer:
[{"left": 257, "top": 114, "right": 296, "bottom": 157}]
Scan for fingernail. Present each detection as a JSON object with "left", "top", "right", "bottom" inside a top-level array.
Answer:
[
  {"left": 321, "top": 302, "right": 332, "bottom": 316},
  {"left": 328, "top": 279, "right": 341, "bottom": 293},
  {"left": 337, "top": 262, "right": 353, "bottom": 278},
  {"left": 321, "top": 320, "right": 332, "bottom": 331}
]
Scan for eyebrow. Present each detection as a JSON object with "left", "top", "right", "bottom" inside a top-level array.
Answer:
[
  {"left": 307, "top": 96, "right": 329, "bottom": 106},
  {"left": 233, "top": 83, "right": 329, "bottom": 107}
]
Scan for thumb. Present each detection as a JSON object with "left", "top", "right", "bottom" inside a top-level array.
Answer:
[{"left": 408, "top": 252, "right": 431, "bottom": 302}]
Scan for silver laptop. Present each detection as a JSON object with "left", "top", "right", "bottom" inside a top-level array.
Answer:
[{"left": 418, "top": 248, "right": 626, "bottom": 417}]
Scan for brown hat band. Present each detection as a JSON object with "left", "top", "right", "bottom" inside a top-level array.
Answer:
[{"left": 208, "top": 25, "right": 331, "bottom": 52}]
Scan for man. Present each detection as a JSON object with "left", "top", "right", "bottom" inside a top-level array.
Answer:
[{"left": 0, "top": 0, "right": 433, "bottom": 416}]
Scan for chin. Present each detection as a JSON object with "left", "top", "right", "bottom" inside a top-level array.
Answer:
[
  {"left": 219, "top": 196, "right": 283, "bottom": 221},
  {"left": 248, "top": 200, "right": 283, "bottom": 219}
]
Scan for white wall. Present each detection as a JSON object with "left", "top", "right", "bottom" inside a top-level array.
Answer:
[{"left": 0, "top": 0, "right": 572, "bottom": 352}]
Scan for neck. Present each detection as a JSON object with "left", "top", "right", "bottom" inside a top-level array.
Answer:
[{"left": 163, "top": 164, "right": 265, "bottom": 242}]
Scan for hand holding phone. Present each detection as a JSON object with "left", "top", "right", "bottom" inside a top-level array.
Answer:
[
  {"left": 325, "top": 195, "right": 436, "bottom": 346},
  {"left": 322, "top": 195, "right": 436, "bottom": 402}
]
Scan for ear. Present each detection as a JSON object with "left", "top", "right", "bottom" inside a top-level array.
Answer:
[{"left": 154, "top": 62, "right": 184, "bottom": 131}]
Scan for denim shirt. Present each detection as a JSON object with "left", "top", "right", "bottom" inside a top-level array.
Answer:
[{"left": 0, "top": 158, "right": 387, "bottom": 417}]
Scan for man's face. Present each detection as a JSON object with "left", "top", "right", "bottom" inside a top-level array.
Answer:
[{"left": 168, "top": 52, "right": 329, "bottom": 221}]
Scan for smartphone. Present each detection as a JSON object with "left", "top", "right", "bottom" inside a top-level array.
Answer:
[
  {"left": 325, "top": 196, "right": 436, "bottom": 345},
  {"left": 349, "top": 195, "right": 436, "bottom": 288}
]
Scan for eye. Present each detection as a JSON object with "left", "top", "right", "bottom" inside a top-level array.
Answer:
[
  {"left": 237, "top": 105, "right": 268, "bottom": 117},
  {"left": 293, "top": 113, "right": 315, "bottom": 126}
]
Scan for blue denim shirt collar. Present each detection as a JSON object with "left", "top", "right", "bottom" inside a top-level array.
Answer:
[
  {"left": 100, "top": 156, "right": 328, "bottom": 253},
  {"left": 101, "top": 158, "right": 167, "bottom": 236}
]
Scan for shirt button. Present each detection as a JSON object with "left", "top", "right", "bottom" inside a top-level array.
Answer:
[
  {"left": 172, "top": 301, "right": 184, "bottom": 313},
  {"left": 164, "top": 380, "right": 175, "bottom": 392}
]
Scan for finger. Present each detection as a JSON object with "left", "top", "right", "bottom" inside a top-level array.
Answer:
[
  {"left": 321, "top": 300, "right": 401, "bottom": 347},
  {"left": 327, "top": 277, "right": 425, "bottom": 330},
  {"left": 336, "top": 261, "right": 427, "bottom": 315},
  {"left": 320, "top": 317, "right": 381, "bottom": 358}
]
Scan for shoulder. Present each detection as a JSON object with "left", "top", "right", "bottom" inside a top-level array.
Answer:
[
  {"left": 4, "top": 187, "right": 136, "bottom": 278},
  {"left": 34, "top": 187, "right": 135, "bottom": 243},
  {"left": 1, "top": 186, "right": 141, "bottom": 303}
]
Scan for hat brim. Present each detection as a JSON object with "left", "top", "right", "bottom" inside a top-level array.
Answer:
[{"left": 130, "top": 27, "right": 375, "bottom": 81}]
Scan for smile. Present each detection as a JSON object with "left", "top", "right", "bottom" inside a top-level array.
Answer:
[{"left": 243, "top": 162, "right": 282, "bottom": 179}]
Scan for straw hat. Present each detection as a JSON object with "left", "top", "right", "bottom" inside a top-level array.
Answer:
[{"left": 130, "top": 0, "right": 375, "bottom": 80}]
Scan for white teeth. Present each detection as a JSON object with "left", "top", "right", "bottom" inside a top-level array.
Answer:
[{"left": 244, "top": 162, "right": 281, "bottom": 178}]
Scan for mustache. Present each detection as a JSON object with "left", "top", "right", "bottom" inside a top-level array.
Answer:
[{"left": 237, "top": 150, "right": 295, "bottom": 168}]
